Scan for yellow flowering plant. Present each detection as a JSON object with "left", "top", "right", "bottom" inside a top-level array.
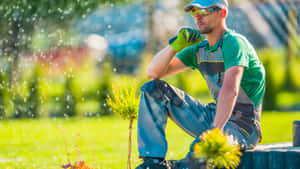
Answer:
[{"left": 193, "top": 128, "right": 242, "bottom": 169}]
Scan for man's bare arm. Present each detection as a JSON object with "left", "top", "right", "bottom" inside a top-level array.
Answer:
[
  {"left": 147, "top": 45, "right": 188, "bottom": 80},
  {"left": 213, "top": 66, "right": 244, "bottom": 130}
]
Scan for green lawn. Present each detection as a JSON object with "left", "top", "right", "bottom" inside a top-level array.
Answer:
[{"left": 0, "top": 111, "right": 300, "bottom": 169}]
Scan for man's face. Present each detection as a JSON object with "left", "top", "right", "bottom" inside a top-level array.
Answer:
[{"left": 191, "top": 6, "right": 223, "bottom": 34}]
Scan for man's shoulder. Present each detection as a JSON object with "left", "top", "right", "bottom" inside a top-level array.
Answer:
[
  {"left": 223, "top": 30, "right": 250, "bottom": 45},
  {"left": 222, "top": 29, "right": 255, "bottom": 52}
]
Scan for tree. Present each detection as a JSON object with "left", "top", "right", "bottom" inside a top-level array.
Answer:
[
  {"left": 107, "top": 77, "right": 140, "bottom": 169},
  {"left": 283, "top": 7, "right": 298, "bottom": 91},
  {"left": 0, "top": 0, "right": 130, "bottom": 118},
  {"left": 0, "top": 0, "right": 129, "bottom": 85}
]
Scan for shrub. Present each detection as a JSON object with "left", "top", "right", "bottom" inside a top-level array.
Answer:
[
  {"left": 193, "top": 128, "right": 241, "bottom": 169},
  {"left": 258, "top": 48, "right": 284, "bottom": 110},
  {"left": 12, "top": 66, "right": 40, "bottom": 118},
  {"left": 61, "top": 73, "right": 76, "bottom": 117},
  {"left": 26, "top": 66, "right": 40, "bottom": 118},
  {"left": 0, "top": 70, "right": 6, "bottom": 118},
  {"left": 262, "top": 52, "right": 277, "bottom": 110},
  {"left": 97, "top": 59, "right": 112, "bottom": 116}
]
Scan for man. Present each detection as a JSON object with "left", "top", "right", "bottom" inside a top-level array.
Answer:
[{"left": 136, "top": 0, "right": 265, "bottom": 168}]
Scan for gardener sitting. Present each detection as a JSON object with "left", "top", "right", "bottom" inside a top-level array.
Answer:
[{"left": 135, "top": 0, "right": 265, "bottom": 168}]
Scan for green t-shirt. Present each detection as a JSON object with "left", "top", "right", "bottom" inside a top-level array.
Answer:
[{"left": 176, "top": 29, "right": 265, "bottom": 106}]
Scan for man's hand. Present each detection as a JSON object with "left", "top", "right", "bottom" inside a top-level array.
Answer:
[{"left": 169, "top": 27, "right": 204, "bottom": 52}]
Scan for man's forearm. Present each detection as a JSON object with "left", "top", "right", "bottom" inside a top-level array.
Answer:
[
  {"left": 213, "top": 66, "right": 244, "bottom": 130},
  {"left": 213, "top": 88, "right": 238, "bottom": 130},
  {"left": 146, "top": 45, "right": 177, "bottom": 79}
]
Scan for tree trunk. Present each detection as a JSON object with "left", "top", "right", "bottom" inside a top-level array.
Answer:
[
  {"left": 127, "top": 119, "right": 133, "bottom": 169},
  {"left": 10, "top": 13, "right": 21, "bottom": 88},
  {"left": 145, "top": 0, "right": 156, "bottom": 55}
]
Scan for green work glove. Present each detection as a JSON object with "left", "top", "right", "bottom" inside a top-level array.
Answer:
[{"left": 169, "top": 27, "right": 205, "bottom": 52}]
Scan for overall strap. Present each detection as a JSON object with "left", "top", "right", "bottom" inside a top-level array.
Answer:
[{"left": 218, "top": 32, "right": 227, "bottom": 49}]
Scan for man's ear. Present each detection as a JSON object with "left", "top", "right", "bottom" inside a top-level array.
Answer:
[{"left": 220, "top": 9, "right": 227, "bottom": 18}]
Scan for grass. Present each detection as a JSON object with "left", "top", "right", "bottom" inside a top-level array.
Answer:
[{"left": 0, "top": 111, "right": 300, "bottom": 169}]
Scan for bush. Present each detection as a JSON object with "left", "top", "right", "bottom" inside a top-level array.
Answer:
[
  {"left": 61, "top": 73, "right": 76, "bottom": 117},
  {"left": 259, "top": 47, "right": 300, "bottom": 110},
  {"left": 12, "top": 95, "right": 28, "bottom": 118},
  {"left": 259, "top": 48, "right": 284, "bottom": 110},
  {"left": 12, "top": 65, "right": 40, "bottom": 118},
  {"left": 26, "top": 66, "right": 40, "bottom": 118},
  {"left": 97, "top": 59, "right": 113, "bottom": 116},
  {"left": 193, "top": 128, "right": 241, "bottom": 169},
  {"left": 261, "top": 51, "right": 277, "bottom": 110},
  {"left": 0, "top": 70, "right": 6, "bottom": 118}
]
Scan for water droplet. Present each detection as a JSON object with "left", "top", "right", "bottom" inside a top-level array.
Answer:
[{"left": 58, "top": 8, "right": 63, "bottom": 13}]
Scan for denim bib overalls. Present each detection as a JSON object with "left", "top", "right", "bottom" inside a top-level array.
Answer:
[{"left": 137, "top": 37, "right": 261, "bottom": 159}]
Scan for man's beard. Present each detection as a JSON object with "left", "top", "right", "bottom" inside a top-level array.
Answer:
[{"left": 198, "top": 26, "right": 213, "bottom": 34}]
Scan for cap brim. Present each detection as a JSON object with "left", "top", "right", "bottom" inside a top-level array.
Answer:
[
  {"left": 184, "top": 3, "right": 209, "bottom": 12},
  {"left": 184, "top": 2, "right": 228, "bottom": 12}
]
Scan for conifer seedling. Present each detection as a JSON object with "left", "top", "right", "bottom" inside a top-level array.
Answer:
[{"left": 107, "top": 77, "right": 140, "bottom": 169}]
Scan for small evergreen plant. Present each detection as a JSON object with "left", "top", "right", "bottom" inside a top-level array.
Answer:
[{"left": 106, "top": 77, "right": 140, "bottom": 169}]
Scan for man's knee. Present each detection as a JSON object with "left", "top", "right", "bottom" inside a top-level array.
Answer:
[
  {"left": 140, "top": 80, "right": 183, "bottom": 107},
  {"left": 140, "top": 80, "right": 167, "bottom": 93},
  {"left": 140, "top": 80, "right": 169, "bottom": 103}
]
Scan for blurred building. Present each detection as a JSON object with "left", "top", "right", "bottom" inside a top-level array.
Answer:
[{"left": 76, "top": 3, "right": 147, "bottom": 73}]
